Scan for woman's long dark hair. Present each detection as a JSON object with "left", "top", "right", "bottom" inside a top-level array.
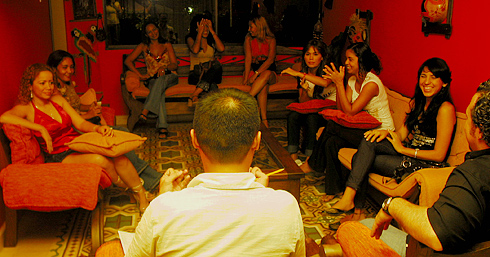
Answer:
[
  {"left": 47, "top": 50, "right": 75, "bottom": 69},
  {"left": 141, "top": 21, "right": 167, "bottom": 45},
  {"left": 186, "top": 13, "right": 216, "bottom": 46},
  {"left": 405, "top": 57, "right": 453, "bottom": 132},
  {"left": 301, "top": 39, "right": 328, "bottom": 99},
  {"left": 346, "top": 42, "right": 382, "bottom": 79}
]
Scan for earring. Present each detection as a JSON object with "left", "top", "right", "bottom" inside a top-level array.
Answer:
[{"left": 30, "top": 90, "right": 33, "bottom": 99}]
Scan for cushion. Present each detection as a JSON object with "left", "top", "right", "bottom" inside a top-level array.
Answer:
[
  {"left": 337, "top": 221, "right": 401, "bottom": 257},
  {"left": 79, "top": 88, "right": 97, "bottom": 106},
  {"left": 125, "top": 71, "right": 141, "bottom": 92},
  {"left": 287, "top": 99, "right": 336, "bottom": 114},
  {"left": 2, "top": 124, "right": 44, "bottom": 164},
  {"left": 319, "top": 109, "right": 382, "bottom": 129},
  {"left": 65, "top": 130, "right": 147, "bottom": 157},
  {"left": 101, "top": 106, "right": 116, "bottom": 126},
  {"left": 0, "top": 163, "right": 112, "bottom": 211}
]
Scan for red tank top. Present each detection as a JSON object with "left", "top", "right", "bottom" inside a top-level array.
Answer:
[{"left": 32, "top": 101, "right": 80, "bottom": 154}]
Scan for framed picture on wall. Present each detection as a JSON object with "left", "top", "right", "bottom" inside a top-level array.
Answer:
[
  {"left": 72, "top": 0, "right": 97, "bottom": 21},
  {"left": 421, "top": 0, "right": 453, "bottom": 39}
]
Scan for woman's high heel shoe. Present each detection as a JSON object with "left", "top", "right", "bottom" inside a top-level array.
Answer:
[{"left": 132, "top": 183, "right": 149, "bottom": 214}]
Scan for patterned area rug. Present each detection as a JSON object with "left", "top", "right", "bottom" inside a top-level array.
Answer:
[{"left": 59, "top": 120, "right": 376, "bottom": 256}]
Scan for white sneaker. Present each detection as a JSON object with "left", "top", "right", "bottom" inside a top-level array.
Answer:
[{"left": 294, "top": 159, "right": 303, "bottom": 166}]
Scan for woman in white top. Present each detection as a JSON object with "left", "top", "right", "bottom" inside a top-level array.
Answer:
[
  {"left": 185, "top": 13, "right": 225, "bottom": 106},
  {"left": 301, "top": 42, "right": 394, "bottom": 200}
]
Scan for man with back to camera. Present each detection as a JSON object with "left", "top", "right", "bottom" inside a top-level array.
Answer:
[
  {"left": 126, "top": 88, "right": 305, "bottom": 256},
  {"left": 334, "top": 80, "right": 490, "bottom": 256}
]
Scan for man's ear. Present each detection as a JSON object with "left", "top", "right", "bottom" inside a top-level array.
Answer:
[
  {"left": 251, "top": 131, "right": 261, "bottom": 151},
  {"left": 190, "top": 129, "right": 200, "bottom": 149},
  {"left": 475, "top": 126, "right": 484, "bottom": 141}
]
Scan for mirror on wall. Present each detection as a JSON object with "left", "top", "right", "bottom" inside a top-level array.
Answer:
[{"left": 104, "top": 0, "right": 321, "bottom": 49}]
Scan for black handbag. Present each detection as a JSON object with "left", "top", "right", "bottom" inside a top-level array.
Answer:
[
  {"left": 95, "top": 13, "right": 106, "bottom": 42},
  {"left": 392, "top": 155, "right": 449, "bottom": 183}
]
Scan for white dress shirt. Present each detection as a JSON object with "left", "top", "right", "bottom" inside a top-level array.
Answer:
[{"left": 126, "top": 172, "right": 305, "bottom": 257}]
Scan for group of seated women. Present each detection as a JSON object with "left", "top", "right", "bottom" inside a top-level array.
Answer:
[
  {"left": 285, "top": 36, "right": 456, "bottom": 219},
  {"left": 1, "top": 12, "right": 457, "bottom": 222}
]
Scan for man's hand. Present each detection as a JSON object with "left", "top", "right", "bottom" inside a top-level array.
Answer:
[
  {"left": 159, "top": 168, "right": 191, "bottom": 194},
  {"left": 249, "top": 167, "right": 268, "bottom": 187},
  {"left": 371, "top": 209, "right": 393, "bottom": 239}
]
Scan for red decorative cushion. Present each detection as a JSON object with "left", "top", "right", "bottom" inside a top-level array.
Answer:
[
  {"left": 0, "top": 163, "right": 112, "bottom": 211},
  {"left": 2, "top": 124, "right": 44, "bottom": 164},
  {"left": 287, "top": 99, "right": 337, "bottom": 114},
  {"left": 337, "top": 221, "right": 401, "bottom": 257},
  {"left": 319, "top": 109, "right": 382, "bottom": 129}
]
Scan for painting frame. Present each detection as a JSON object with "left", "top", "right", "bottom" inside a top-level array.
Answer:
[
  {"left": 72, "top": 0, "right": 97, "bottom": 21},
  {"left": 421, "top": 0, "right": 453, "bottom": 39}
]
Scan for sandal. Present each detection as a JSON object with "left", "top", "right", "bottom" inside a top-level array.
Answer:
[
  {"left": 131, "top": 183, "right": 149, "bottom": 214},
  {"left": 139, "top": 113, "right": 148, "bottom": 122},
  {"left": 158, "top": 128, "right": 169, "bottom": 139}
]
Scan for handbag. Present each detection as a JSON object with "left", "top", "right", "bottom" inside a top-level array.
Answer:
[
  {"left": 392, "top": 155, "right": 449, "bottom": 183},
  {"left": 95, "top": 13, "right": 106, "bottom": 42}
]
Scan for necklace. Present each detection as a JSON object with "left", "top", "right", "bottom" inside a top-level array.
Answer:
[{"left": 34, "top": 102, "right": 58, "bottom": 120}]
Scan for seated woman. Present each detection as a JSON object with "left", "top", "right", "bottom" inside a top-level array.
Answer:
[
  {"left": 124, "top": 21, "right": 178, "bottom": 139},
  {"left": 48, "top": 50, "right": 162, "bottom": 193},
  {"left": 185, "top": 13, "right": 225, "bottom": 106},
  {"left": 301, "top": 42, "right": 395, "bottom": 199},
  {"left": 281, "top": 39, "right": 335, "bottom": 165},
  {"left": 327, "top": 57, "right": 456, "bottom": 214},
  {"left": 46, "top": 50, "right": 106, "bottom": 125},
  {"left": 0, "top": 64, "right": 150, "bottom": 213},
  {"left": 243, "top": 15, "right": 276, "bottom": 127}
]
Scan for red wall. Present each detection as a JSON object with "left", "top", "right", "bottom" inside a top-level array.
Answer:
[
  {"left": 322, "top": 0, "right": 490, "bottom": 112},
  {"left": 63, "top": 0, "right": 132, "bottom": 116},
  {"left": 64, "top": 0, "right": 490, "bottom": 116},
  {"left": 0, "top": 0, "right": 53, "bottom": 232},
  {"left": 0, "top": 1, "right": 53, "bottom": 114}
]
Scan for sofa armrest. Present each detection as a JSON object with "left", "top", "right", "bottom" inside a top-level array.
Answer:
[
  {"left": 412, "top": 167, "right": 453, "bottom": 207},
  {"left": 368, "top": 167, "right": 454, "bottom": 207}
]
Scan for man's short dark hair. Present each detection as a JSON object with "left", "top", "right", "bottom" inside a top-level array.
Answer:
[
  {"left": 472, "top": 91, "right": 490, "bottom": 146},
  {"left": 193, "top": 88, "right": 260, "bottom": 163}
]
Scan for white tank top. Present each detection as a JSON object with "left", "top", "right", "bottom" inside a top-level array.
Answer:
[{"left": 348, "top": 72, "right": 395, "bottom": 130}]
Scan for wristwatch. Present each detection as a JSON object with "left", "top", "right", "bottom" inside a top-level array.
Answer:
[{"left": 382, "top": 196, "right": 401, "bottom": 216}]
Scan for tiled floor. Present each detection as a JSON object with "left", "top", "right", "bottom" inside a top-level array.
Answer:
[{"left": 0, "top": 210, "right": 76, "bottom": 257}]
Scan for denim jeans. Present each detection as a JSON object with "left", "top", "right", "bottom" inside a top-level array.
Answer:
[
  {"left": 347, "top": 139, "right": 403, "bottom": 207},
  {"left": 144, "top": 73, "right": 179, "bottom": 129},
  {"left": 113, "top": 126, "right": 162, "bottom": 192},
  {"left": 287, "top": 112, "right": 324, "bottom": 157}
]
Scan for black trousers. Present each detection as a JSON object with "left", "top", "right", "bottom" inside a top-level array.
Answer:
[{"left": 307, "top": 120, "right": 367, "bottom": 195}]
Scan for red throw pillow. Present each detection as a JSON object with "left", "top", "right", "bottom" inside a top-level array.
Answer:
[
  {"left": 2, "top": 124, "right": 44, "bottom": 164},
  {"left": 319, "top": 109, "right": 382, "bottom": 129},
  {"left": 287, "top": 99, "right": 336, "bottom": 114},
  {"left": 0, "top": 163, "right": 111, "bottom": 211}
]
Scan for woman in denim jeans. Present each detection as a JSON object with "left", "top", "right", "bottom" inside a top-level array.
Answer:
[{"left": 125, "top": 21, "right": 178, "bottom": 139}]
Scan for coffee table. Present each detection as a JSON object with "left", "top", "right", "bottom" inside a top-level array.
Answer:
[{"left": 259, "top": 122, "right": 305, "bottom": 201}]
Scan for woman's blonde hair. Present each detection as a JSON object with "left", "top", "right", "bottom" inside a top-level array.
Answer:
[
  {"left": 249, "top": 15, "right": 274, "bottom": 41},
  {"left": 18, "top": 63, "right": 56, "bottom": 104}
]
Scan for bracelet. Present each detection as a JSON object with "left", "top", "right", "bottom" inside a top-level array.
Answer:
[
  {"left": 302, "top": 73, "right": 306, "bottom": 80},
  {"left": 414, "top": 148, "right": 419, "bottom": 159}
]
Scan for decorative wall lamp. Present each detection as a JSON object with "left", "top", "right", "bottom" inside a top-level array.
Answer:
[{"left": 421, "top": 0, "right": 453, "bottom": 39}]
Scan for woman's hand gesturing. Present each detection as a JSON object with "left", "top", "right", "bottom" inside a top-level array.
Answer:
[{"left": 323, "top": 62, "right": 345, "bottom": 86}]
